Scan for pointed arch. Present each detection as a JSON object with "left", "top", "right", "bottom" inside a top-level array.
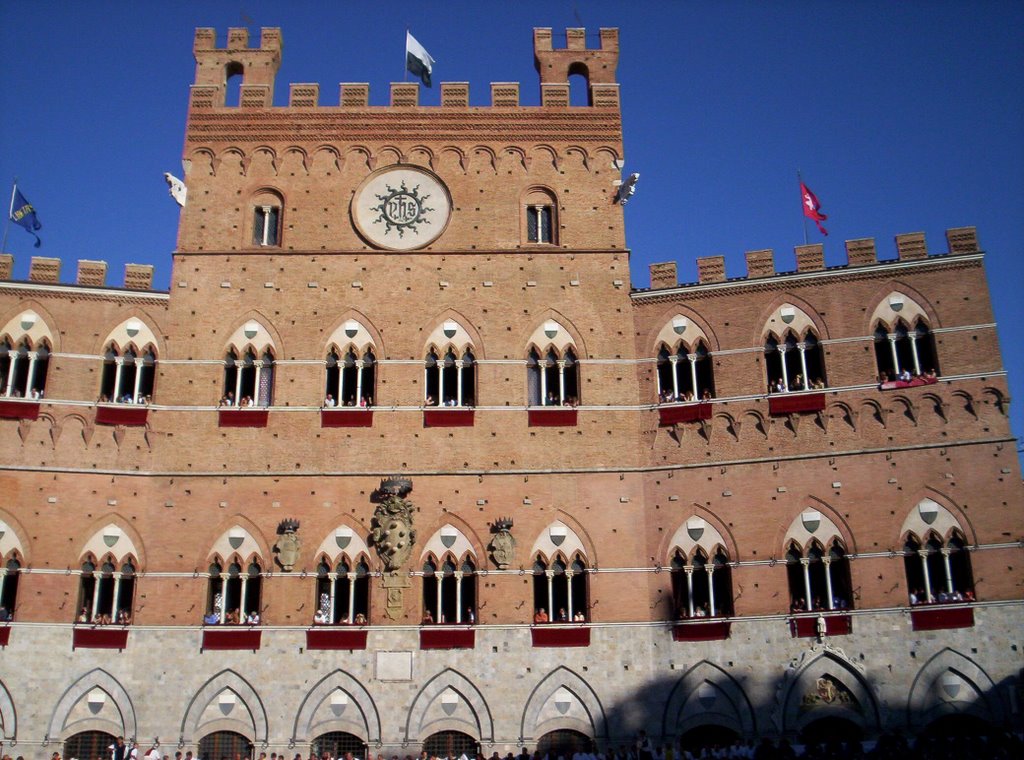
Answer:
[
  {"left": 648, "top": 305, "right": 720, "bottom": 354},
  {"left": 755, "top": 294, "right": 830, "bottom": 344},
  {"left": 47, "top": 668, "right": 137, "bottom": 740},
  {"left": 0, "top": 300, "right": 61, "bottom": 352},
  {"left": 522, "top": 309, "right": 588, "bottom": 359},
  {"left": 564, "top": 146, "right": 590, "bottom": 170},
  {"left": 201, "top": 514, "right": 271, "bottom": 567},
  {"left": 531, "top": 517, "right": 593, "bottom": 566},
  {"left": 423, "top": 313, "right": 483, "bottom": 357},
  {"left": 865, "top": 280, "right": 942, "bottom": 332},
  {"left": 223, "top": 310, "right": 283, "bottom": 356},
  {"left": 0, "top": 509, "right": 30, "bottom": 564},
  {"left": 520, "top": 666, "right": 607, "bottom": 742},
  {"left": 899, "top": 493, "right": 976, "bottom": 545},
  {"left": 281, "top": 146, "right": 309, "bottom": 175},
  {"left": 314, "top": 518, "right": 372, "bottom": 567},
  {"left": 662, "top": 507, "right": 737, "bottom": 565},
  {"left": 95, "top": 311, "right": 165, "bottom": 357},
  {"left": 180, "top": 668, "right": 268, "bottom": 743},
  {"left": 418, "top": 514, "right": 486, "bottom": 565},
  {"left": 292, "top": 669, "right": 381, "bottom": 743},
  {"left": 778, "top": 649, "right": 881, "bottom": 736},
  {"left": 342, "top": 145, "right": 372, "bottom": 172},
  {"left": 779, "top": 498, "right": 857, "bottom": 555},
  {"left": 438, "top": 146, "right": 467, "bottom": 174},
  {"left": 189, "top": 148, "right": 217, "bottom": 176},
  {"left": 77, "top": 513, "right": 146, "bottom": 568},
  {"left": 0, "top": 678, "right": 15, "bottom": 739},
  {"left": 662, "top": 660, "right": 756, "bottom": 738},
  {"left": 404, "top": 668, "right": 494, "bottom": 742},
  {"left": 907, "top": 648, "right": 1004, "bottom": 729},
  {"left": 469, "top": 145, "right": 497, "bottom": 173}
]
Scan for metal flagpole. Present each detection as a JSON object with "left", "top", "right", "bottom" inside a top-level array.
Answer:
[
  {"left": 1, "top": 179, "right": 16, "bottom": 254},
  {"left": 797, "top": 170, "right": 809, "bottom": 246},
  {"left": 404, "top": 27, "right": 409, "bottom": 82}
]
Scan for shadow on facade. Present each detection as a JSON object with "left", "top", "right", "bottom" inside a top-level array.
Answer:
[{"left": 597, "top": 646, "right": 1022, "bottom": 757}]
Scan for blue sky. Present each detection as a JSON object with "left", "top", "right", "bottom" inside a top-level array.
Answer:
[{"left": 1, "top": 1, "right": 1022, "bottom": 457}]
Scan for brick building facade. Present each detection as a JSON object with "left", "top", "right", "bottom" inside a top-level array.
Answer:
[{"left": 0, "top": 26, "right": 1021, "bottom": 756}]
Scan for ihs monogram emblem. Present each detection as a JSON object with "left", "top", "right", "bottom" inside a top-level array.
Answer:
[{"left": 371, "top": 181, "right": 434, "bottom": 238}]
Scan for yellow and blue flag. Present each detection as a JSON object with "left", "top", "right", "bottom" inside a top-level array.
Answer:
[{"left": 10, "top": 186, "right": 42, "bottom": 248}]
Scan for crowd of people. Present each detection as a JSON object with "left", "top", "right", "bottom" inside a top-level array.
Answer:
[
  {"left": 98, "top": 393, "right": 151, "bottom": 404},
  {"left": 533, "top": 607, "right": 587, "bottom": 623},
  {"left": 3, "top": 386, "right": 44, "bottom": 399},
  {"left": 908, "top": 588, "right": 974, "bottom": 605},
  {"left": 202, "top": 608, "right": 261, "bottom": 625},
  {"left": 658, "top": 389, "right": 713, "bottom": 404},
  {"left": 76, "top": 606, "right": 132, "bottom": 626},
  {"left": 30, "top": 726, "right": 1024, "bottom": 760},
  {"left": 789, "top": 597, "right": 850, "bottom": 614},
  {"left": 767, "top": 375, "right": 825, "bottom": 394},
  {"left": 323, "top": 394, "right": 374, "bottom": 408},
  {"left": 217, "top": 391, "right": 263, "bottom": 407}
]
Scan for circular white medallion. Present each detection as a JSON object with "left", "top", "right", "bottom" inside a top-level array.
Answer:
[{"left": 352, "top": 165, "right": 452, "bottom": 250}]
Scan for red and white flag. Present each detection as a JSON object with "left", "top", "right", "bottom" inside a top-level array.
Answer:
[{"left": 800, "top": 181, "right": 829, "bottom": 236}]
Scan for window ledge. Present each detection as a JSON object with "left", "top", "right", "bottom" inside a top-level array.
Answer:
[
  {"left": 423, "top": 408, "right": 475, "bottom": 427},
  {"left": 789, "top": 612, "right": 852, "bottom": 638},
  {"left": 768, "top": 392, "right": 826, "bottom": 416},
  {"left": 658, "top": 402, "right": 712, "bottom": 426},
  {"left": 306, "top": 627, "right": 368, "bottom": 650},
  {"left": 201, "top": 627, "right": 262, "bottom": 651},
  {"left": 531, "top": 625, "right": 591, "bottom": 648},
  {"left": 218, "top": 408, "right": 269, "bottom": 428},
  {"left": 320, "top": 408, "right": 373, "bottom": 427},
  {"left": 72, "top": 626, "right": 129, "bottom": 650},
  {"left": 671, "top": 619, "right": 732, "bottom": 641},
  {"left": 528, "top": 408, "right": 578, "bottom": 427},
  {"left": 0, "top": 399, "right": 40, "bottom": 420},
  {"left": 910, "top": 604, "right": 975, "bottom": 631},
  {"left": 420, "top": 627, "right": 476, "bottom": 650},
  {"left": 96, "top": 405, "right": 149, "bottom": 426}
]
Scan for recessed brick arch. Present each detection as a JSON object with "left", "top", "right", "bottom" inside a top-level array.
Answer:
[
  {"left": 180, "top": 668, "right": 267, "bottom": 745},
  {"left": 520, "top": 666, "right": 607, "bottom": 743},
  {"left": 777, "top": 648, "right": 882, "bottom": 736},
  {"left": 0, "top": 678, "right": 16, "bottom": 739},
  {"left": 661, "top": 660, "right": 756, "bottom": 739},
  {"left": 907, "top": 648, "right": 1004, "bottom": 729},
  {"left": 405, "top": 668, "right": 494, "bottom": 743},
  {"left": 47, "top": 668, "right": 137, "bottom": 741},
  {"left": 292, "top": 669, "right": 381, "bottom": 744}
]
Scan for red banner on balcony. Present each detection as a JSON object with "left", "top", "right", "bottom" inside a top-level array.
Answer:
[
  {"left": 0, "top": 400, "right": 40, "bottom": 420},
  {"left": 879, "top": 376, "right": 939, "bottom": 391},
  {"left": 306, "top": 628, "right": 368, "bottom": 650},
  {"left": 95, "top": 405, "right": 149, "bottom": 426},
  {"left": 423, "top": 409, "right": 474, "bottom": 427},
  {"left": 911, "top": 606, "right": 975, "bottom": 631},
  {"left": 321, "top": 409, "right": 374, "bottom": 427},
  {"left": 73, "top": 627, "right": 129, "bottom": 650},
  {"left": 0, "top": 627, "right": 10, "bottom": 647},
  {"left": 671, "top": 620, "right": 732, "bottom": 641},
  {"left": 659, "top": 403, "right": 712, "bottom": 426},
  {"left": 218, "top": 409, "right": 269, "bottom": 428},
  {"left": 789, "top": 614, "right": 852, "bottom": 638},
  {"left": 420, "top": 627, "right": 476, "bottom": 649},
  {"left": 528, "top": 408, "right": 578, "bottom": 427},
  {"left": 531, "top": 626, "right": 591, "bottom": 648},
  {"left": 768, "top": 393, "right": 826, "bottom": 416},
  {"left": 201, "top": 628, "right": 262, "bottom": 650}
]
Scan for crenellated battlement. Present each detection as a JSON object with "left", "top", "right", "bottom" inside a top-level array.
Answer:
[
  {"left": 640, "top": 227, "right": 981, "bottom": 291},
  {"left": 188, "top": 27, "right": 621, "bottom": 111},
  {"left": 0, "top": 253, "right": 158, "bottom": 292}
]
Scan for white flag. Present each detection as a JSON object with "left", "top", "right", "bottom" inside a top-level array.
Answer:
[{"left": 406, "top": 31, "right": 436, "bottom": 87}]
